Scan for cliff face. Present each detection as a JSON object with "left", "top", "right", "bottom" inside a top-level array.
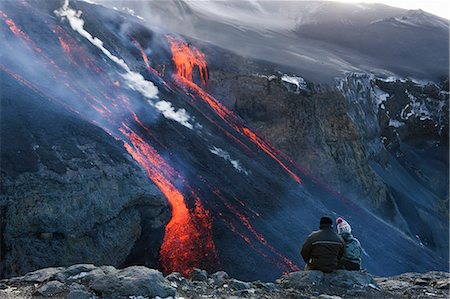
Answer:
[
  {"left": 206, "top": 63, "right": 449, "bottom": 259},
  {"left": 0, "top": 74, "right": 170, "bottom": 277}
]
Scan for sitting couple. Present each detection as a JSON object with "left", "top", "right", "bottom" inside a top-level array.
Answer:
[{"left": 301, "top": 216, "right": 362, "bottom": 272}]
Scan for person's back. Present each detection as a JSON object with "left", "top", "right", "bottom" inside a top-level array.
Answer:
[
  {"left": 300, "top": 217, "right": 345, "bottom": 273},
  {"left": 336, "top": 217, "right": 362, "bottom": 270}
]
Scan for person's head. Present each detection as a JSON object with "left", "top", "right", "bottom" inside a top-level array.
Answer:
[
  {"left": 319, "top": 216, "right": 333, "bottom": 228},
  {"left": 336, "top": 217, "right": 352, "bottom": 234}
]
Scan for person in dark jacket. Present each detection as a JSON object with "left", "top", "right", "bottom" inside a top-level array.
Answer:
[
  {"left": 301, "top": 216, "right": 345, "bottom": 273},
  {"left": 336, "top": 217, "right": 362, "bottom": 270}
]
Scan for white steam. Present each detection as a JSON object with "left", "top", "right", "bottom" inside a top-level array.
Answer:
[
  {"left": 154, "top": 101, "right": 192, "bottom": 129},
  {"left": 54, "top": 0, "right": 194, "bottom": 129},
  {"left": 210, "top": 146, "right": 249, "bottom": 175}
]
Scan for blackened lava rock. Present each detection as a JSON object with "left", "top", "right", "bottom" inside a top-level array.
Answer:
[
  {"left": 210, "top": 271, "right": 229, "bottom": 286},
  {"left": 53, "top": 264, "right": 97, "bottom": 283},
  {"left": 11, "top": 267, "right": 64, "bottom": 283},
  {"left": 88, "top": 266, "right": 175, "bottom": 298},
  {"left": 67, "top": 283, "right": 92, "bottom": 299},
  {"left": 280, "top": 271, "right": 324, "bottom": 289},
  {"left": 0, "top": 73, "right": 170, "bottom": 278},
  {"left": 166, "top": 272, "right": 184, "bottom": 282},
  {"left": 189, "top": 268, "right": 208, "bottom": 282},
  {"left": 328, "top": 270, "right": 377, "bottom": 288},
  {"left": 229, "top": 278, "right": 253, "bottom": 290},
  {"left": 33, "top": 280, "right": 66, "bottom": 297},
  {"left": 280, "top": 270, "right": 377, "bottom": 290}
]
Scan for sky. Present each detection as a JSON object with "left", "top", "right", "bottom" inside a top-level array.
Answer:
[{"left": 331, "top": 0, "right": 450, "bottom": 19}]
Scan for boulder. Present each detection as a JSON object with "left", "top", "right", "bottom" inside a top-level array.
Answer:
[
  {"left": 53, "top": 264, "right": 97, "bottom": 282},
  {"left": 166, "top": 272, "right": 184, "bottom": 282},
  {"left": 210, "top": 271, "right": 229, "bottom": 286},
  {"left": 189, "top": 268, "right": 208, "bottom": 282},
  {"left": 228, "top": 278, "right": 252, "bottom": 290},
  {"left": 13, "top": 267, "right": 64, "bottom": 283},
  {"left": 88, "top": 266, "right": 175, "bottom": 298},
  {"left": 280, "top": 270, "right": 378, "bottom": 291},
  {"left": 327, "top": 270, "right": 377, "bottom": 288},
  {"left": 280, "top": 271, "right": 324, "bottom": 289},
  {"left": 34, "top": 280, "right": 66, "bottom": 297}
]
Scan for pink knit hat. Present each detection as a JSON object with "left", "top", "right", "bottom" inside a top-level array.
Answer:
[{"left": 336, "top": 217, "right": 352, "bottom": 234}]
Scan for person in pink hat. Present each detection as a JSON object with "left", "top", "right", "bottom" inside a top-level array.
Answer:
[{"left": 336, "top": 217, "right": 362, "bottom": 270}]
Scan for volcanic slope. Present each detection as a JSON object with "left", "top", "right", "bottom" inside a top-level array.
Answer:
[{"left": 0, "top": 0, "right": 446, "bottom": 281}]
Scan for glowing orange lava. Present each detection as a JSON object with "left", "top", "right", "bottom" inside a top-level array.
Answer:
[
  {"left": 167, "top": 36, "right": 208, "bottom": 86},
  {"left": 2, "top": 15, "right": 219, "bottom": 276},
  {"left": 119, "top": 124, "right": 218, "bottom": 275},
  {"left": 167, "top": 36, "right": 302, "bottom": 184}
]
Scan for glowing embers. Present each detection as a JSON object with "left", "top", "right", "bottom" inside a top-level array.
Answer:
[
  {"left": 167, "top": 36, "right": 302, "bottom": 184},
  {"left": 119, "top": 124, "right": 219, "bottom": 276}
]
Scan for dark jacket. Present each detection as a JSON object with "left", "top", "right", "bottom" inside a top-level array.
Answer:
[{"left": 301, "top": 224, "right": 345, "bottom": 273}]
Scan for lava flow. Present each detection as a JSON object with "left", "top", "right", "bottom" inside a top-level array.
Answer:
[
  {"left": 2, "top": 9, "right": 219, "bottom": 276},
  {"left": 167, "top": 36, "right": 302, "bottom": 184},
  {"left": 119, "top": 124, "right": 219, "bottom": 275}
]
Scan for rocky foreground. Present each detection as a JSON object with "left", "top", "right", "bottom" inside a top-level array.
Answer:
[{"left": 0, "top": 265, "right": 449, "bottom": 299}]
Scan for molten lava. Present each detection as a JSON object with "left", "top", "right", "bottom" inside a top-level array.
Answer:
[
  {"left": 167, "top": 36, "right": 208, "bottom": 86},
  {"left": 2, "top": 13, "right": 219, "bottom": 276},
  {"left": 167, "top": 36, "right": 302, "bottom": 184},
  {"left": 119, "top": 125, "right": 219, "bottom": 275}
]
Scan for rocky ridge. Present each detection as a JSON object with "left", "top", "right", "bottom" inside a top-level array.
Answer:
[{"left": 0, "top": 264, "right": 449, "bottom": 299}]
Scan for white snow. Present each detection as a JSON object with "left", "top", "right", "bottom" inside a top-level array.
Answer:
[
  {"left": 400, "top": 90, "right": 432, "bottom": 121},
  {"left": 388, "top": 119, "right": 405, "bottom": 128},
  {"left": 372, "top": 87, "right": 390, "bottom": 106},
  {"left": 256, "top": 74, "right": 277, "bottom": 81},
  {"left": 209, "top": 146, "right": 249, "bottom": 175},
  {"left": 54, "top": 0, "right": 194, "bottom": 129},
  {"left": 281, "top": 74, "right": 307, "bottom": 93}
]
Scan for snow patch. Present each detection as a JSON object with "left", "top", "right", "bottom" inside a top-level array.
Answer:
[
  {"left": 255, "top": 74, "right": 277, "bottom": 81},
  {"left": 210, "top": 147, "right": 249, "bottom": 175},
  {"left": 372, "top": 87, "right": 389, "bottom": 106},
  {"left": 54, "top": 0, "right": 194, "bottom": 129},
  {"left": 388, "top": 119, "right": 405, "bottom": 128},
  {"left": 281, "top": 74, "right": 307, "bottom": 93},
  {"left": 400, "top": 90, "right": 432, "bottom": 121}
]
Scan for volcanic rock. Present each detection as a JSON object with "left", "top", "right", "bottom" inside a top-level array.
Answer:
[
  {"left": 188, "top": 268, "right": 208, "bottom": 282},
  {"left": 0, "top": 72, "right": 170, "bottom": 278},
  {"left": 210, "top": 271, "right": 229, "bottom": 286},
  {"left": 228, "top": 278, "right": 252, "bottom": 290},
  {"left": 33, "top": 280, "right": 66, "bottom": 297},
  {"left": 66, "top": 283, "right": 92, "bottom": 299},
  {"left": 88, "top": 266, "right": 175, "bottom": 298},
  {"left": 2, "top": 266, "right": 449, "bottom": 299}
]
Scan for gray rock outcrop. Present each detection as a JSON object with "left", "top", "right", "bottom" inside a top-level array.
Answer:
[
  {"left": 1, "top": 264, "right": 175, "bottom": 298},
  {"left": 0, "top": 77, "right": 170, "bottom": 277}
]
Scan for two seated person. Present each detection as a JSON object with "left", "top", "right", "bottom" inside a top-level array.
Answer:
[{"left": 301, "top": 216, "right": 362, "bottom": 272}]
